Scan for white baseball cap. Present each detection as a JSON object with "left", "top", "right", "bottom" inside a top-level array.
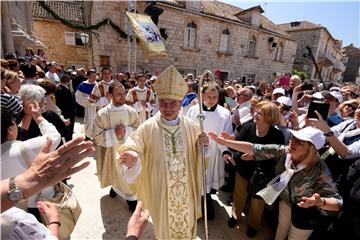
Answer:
[
  {"left": 276, "top": 96, "right": 292, "bottom": 106},
  {"left": 289, "top": 126, "right": 325, "bottom": 150},
  {"left": 273, "top": 88, "right": 285, "bottom": 96},
  {"left": 322, "top": 91, "right": 343, "bottom": 103},
  {"left": 329, "top": 86, "right": 340, "bottom": 92}
]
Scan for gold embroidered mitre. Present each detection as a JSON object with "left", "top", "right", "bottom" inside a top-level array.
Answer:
[{"left": 154, "top": 65, "right": 187, "bottom": 101}]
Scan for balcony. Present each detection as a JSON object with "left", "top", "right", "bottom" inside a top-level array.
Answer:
[
  {"left": 317, "top": 51, "right": 335, "bottom": 67},
  {"left": 332, "top": 60, "right": 345, "bottom": 73}
]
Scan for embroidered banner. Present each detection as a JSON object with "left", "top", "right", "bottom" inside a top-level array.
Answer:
[{"left": 126, "top": 12, "right": 168, "bottom": 59}]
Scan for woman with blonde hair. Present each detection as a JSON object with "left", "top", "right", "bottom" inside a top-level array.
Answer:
[
  {"left": 210, "top": 126, "right": 342, "bottom": 240},
  {"left": 224, "top": 100, "right": 285, "bottom": 237}
]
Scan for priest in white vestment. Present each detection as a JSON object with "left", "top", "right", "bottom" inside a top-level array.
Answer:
[
  {"left": 186, "top": 82, "right": 233, "bottom": 220},
  {"left": 118, "top": 65, "right": 209, "bottom": 239},
  {"left": 126, "top": 74, "right": 155, "bottom": 123},
  {"left": 93, "top": 81, "right": 141, "bottom": 211},
  {"left": 90, "top": 67, "right": 113, "bottom": 109}
]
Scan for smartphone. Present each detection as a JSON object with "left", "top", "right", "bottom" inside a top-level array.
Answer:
[
  {"left": 301, "top": 83, "right": 314, "bottom": 91},
  {"left": 279, "top": 77, "right": 290, "bottom": 87},
  {"left": 282, "top": 104, "right": 292, "bottom": 112},
  {"left": 307, "top": 101, "right": 330, "bottom": 120}
]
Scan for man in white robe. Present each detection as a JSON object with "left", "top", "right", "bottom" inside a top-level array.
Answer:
[
  {"left": 75, "top": 69, "right": 98, "bottom": 139},
  {"left": 186, "top": 82, "right": 233, "bottom": 220},
  {"left": 126, "top": 74, "right": 155, "bottom": 123},
  {"left": 90, "top": 67, "right": 113, "bottom": 110},
  {"left": 118, "top": 65, "right": 209, "bottom": 239},
  {"left": 93, "top": 82, "right": 141, "bottom": 211}
]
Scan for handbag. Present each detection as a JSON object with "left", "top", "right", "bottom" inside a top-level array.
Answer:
[
  {"left": 39, "top": 182, "right": 82, "bottom": 240},
  {"left": 17, "top": 141, "right": 81, "bottom": 240}
]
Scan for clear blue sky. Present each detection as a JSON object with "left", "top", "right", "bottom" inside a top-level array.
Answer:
[{"left": 222, "top": 1, "right": 360, "bottom": 48}]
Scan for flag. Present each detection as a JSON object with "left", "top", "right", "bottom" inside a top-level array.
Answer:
[{"left": 126, "top": 12, "right": 168, "bottom": 59}]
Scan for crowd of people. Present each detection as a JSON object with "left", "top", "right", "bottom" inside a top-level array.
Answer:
[{"left": 1, "top": 48, "right": 360, "bottom": 240}]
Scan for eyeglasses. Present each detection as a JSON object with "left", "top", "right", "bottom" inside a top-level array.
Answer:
[{"left": 289, "top": 136, "right": 306, "bottom": 145}]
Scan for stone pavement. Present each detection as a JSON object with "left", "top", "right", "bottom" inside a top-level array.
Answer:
[{"left": 69, "top": 118, "right": 274, "bottom": 239}]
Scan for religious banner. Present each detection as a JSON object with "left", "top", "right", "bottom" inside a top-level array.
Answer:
[{"left": 126, "top": 12, "right": 168, "bottom": 58}]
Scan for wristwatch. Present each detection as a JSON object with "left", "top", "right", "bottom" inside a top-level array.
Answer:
[
  {"left": 324, "top": 131, "right": 334, "bottom": 137},
  {"left": 8, "top": 177, "right": 24, "bottom": 202}
]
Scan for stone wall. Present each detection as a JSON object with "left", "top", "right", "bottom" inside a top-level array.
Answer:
[{"left": 33, "top": 19, "right": 89, "bottom": 68}]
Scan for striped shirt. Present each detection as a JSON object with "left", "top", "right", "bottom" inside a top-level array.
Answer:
[{"left": 1, "top": 93, "right": 23, "bottom": 114}]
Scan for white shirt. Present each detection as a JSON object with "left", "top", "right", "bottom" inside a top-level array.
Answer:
[
  {"left": 1, "top": 207, "right": 57, "bottom": 240},
  {"left": 1, "top": 120, "right": 61, "bottom": 207},
  {"left": 45, "top": 71, "right": 60, "bottom": 84}
]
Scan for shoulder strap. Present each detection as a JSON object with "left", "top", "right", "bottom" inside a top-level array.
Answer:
[
  {"left": 131, "top": 89, "right": 138, "bottom": 102},
  {"left": 15, "top": 141, "right": 31, "bottom": 168},
  {"left": 99, "top": 82, "right": 105, "bottom": 97},
  {"left": 15, "top": 141, "right": 44, "bottom": 201},
  {"left": 146, "top": 89, "right": 151, "bottom": 102}
]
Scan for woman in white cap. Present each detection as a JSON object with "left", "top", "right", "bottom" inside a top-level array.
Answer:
[{"left": 208, "top": 126, "right": 342, "bottom": 240}]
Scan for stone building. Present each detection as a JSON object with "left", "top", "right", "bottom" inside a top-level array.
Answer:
[
  {"left": 32, "top": 1, "right": 90, "bottom": 68},
  {"left": 1, "top": 1, "right": 46, "bottom": 57},
  {"left": 278, "top": 21, "right": 346, "bottom": 83},
  {"left": 91, "top": 1, "right": 297, "bottom": 82},
  {"left": 31, "top": 1, "right": 297, "bottom": 82},
  {"left": 342, "top": 44, "right": 360, "bottom": 84}
]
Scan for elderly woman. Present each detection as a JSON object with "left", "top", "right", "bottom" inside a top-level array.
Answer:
[
  {"left": 210, "top": 126, "right": 342, "bottom": 240},
  {"left": 225, "top": 101, "right": 284, "bottom": 237},
  {"left": 1, "top": 104, "right": 60, "bottom": 221},
  {"left": 17, "top": 84, "right": 71, "bottom": 143}
]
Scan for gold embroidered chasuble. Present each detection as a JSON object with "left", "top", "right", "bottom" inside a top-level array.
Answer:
[
  {"left": 93, "top": 104, "right": 141, "bottom": 193},
  {"left": 118, "top": 112, "right": 203, "bottom": 239}
]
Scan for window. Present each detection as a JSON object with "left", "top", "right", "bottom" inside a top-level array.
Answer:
[
  {"left": 64, "top": 32, "right": 86, "bottom": 46},
  {"left": 242, "top": 73, "right": 256, "bottom": 84},
  {"left": 100, "top": 56, "right": 110, "bottom": 67},
  {"left": 219, "top": 71, "right": 229, "bottom": 81},
  {"left": 275, "top": 43, "right": 284, "bottom": 61},
  {"left": 184, "top": 22, "right": 197, "bottom": 48},
  {"left": 219, "top": 29, "right": 230, "bottom": 52},
  {"left": 247, "top": 36, "right": 256, "bottom": 57}
]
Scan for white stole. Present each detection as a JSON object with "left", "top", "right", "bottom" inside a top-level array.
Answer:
[{"left": 256, "top": 155, "right": 306, "bottom": 205}]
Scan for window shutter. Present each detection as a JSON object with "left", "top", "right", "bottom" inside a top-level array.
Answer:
[
  {"left": 184, "top": 28, "right": 189, "bottom": 47},
  {"left": 220, "top": 34, "right": 229, "bottom": 52},
  {"left": 189, "top": 28, "right": 196, "bottom": 48},
  {"left": 64, "top": 32, "right": 75, "bottom": 45},
  {"left": 248, "top": 40, "right": 255, "bottom": 57}
]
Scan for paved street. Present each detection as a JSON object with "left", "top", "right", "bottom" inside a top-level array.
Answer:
[{"left": 69, "top": 118, "right": 274, "bottom": 239}]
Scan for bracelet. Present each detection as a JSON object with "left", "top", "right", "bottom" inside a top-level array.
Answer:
[{"left": 47, "top": 221, "right": 61, "bottom": 227}]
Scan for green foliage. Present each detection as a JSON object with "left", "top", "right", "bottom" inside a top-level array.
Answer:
[
  {"left": 291, "top": 68, "right": 308, "bottom": 80},
  {"left": 38, "top": 0, "right": 127, "bottom": 39}
]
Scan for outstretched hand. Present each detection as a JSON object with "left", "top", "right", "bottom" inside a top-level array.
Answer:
[
  {"left": 22, "top": 136, "right": 94, "bottom": 191},
  {"left": 297, "top": 193, "right": 324, "bottom": 208},
  {"left": 126, "top": 201, "right": 149, "bottom": 238}
]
